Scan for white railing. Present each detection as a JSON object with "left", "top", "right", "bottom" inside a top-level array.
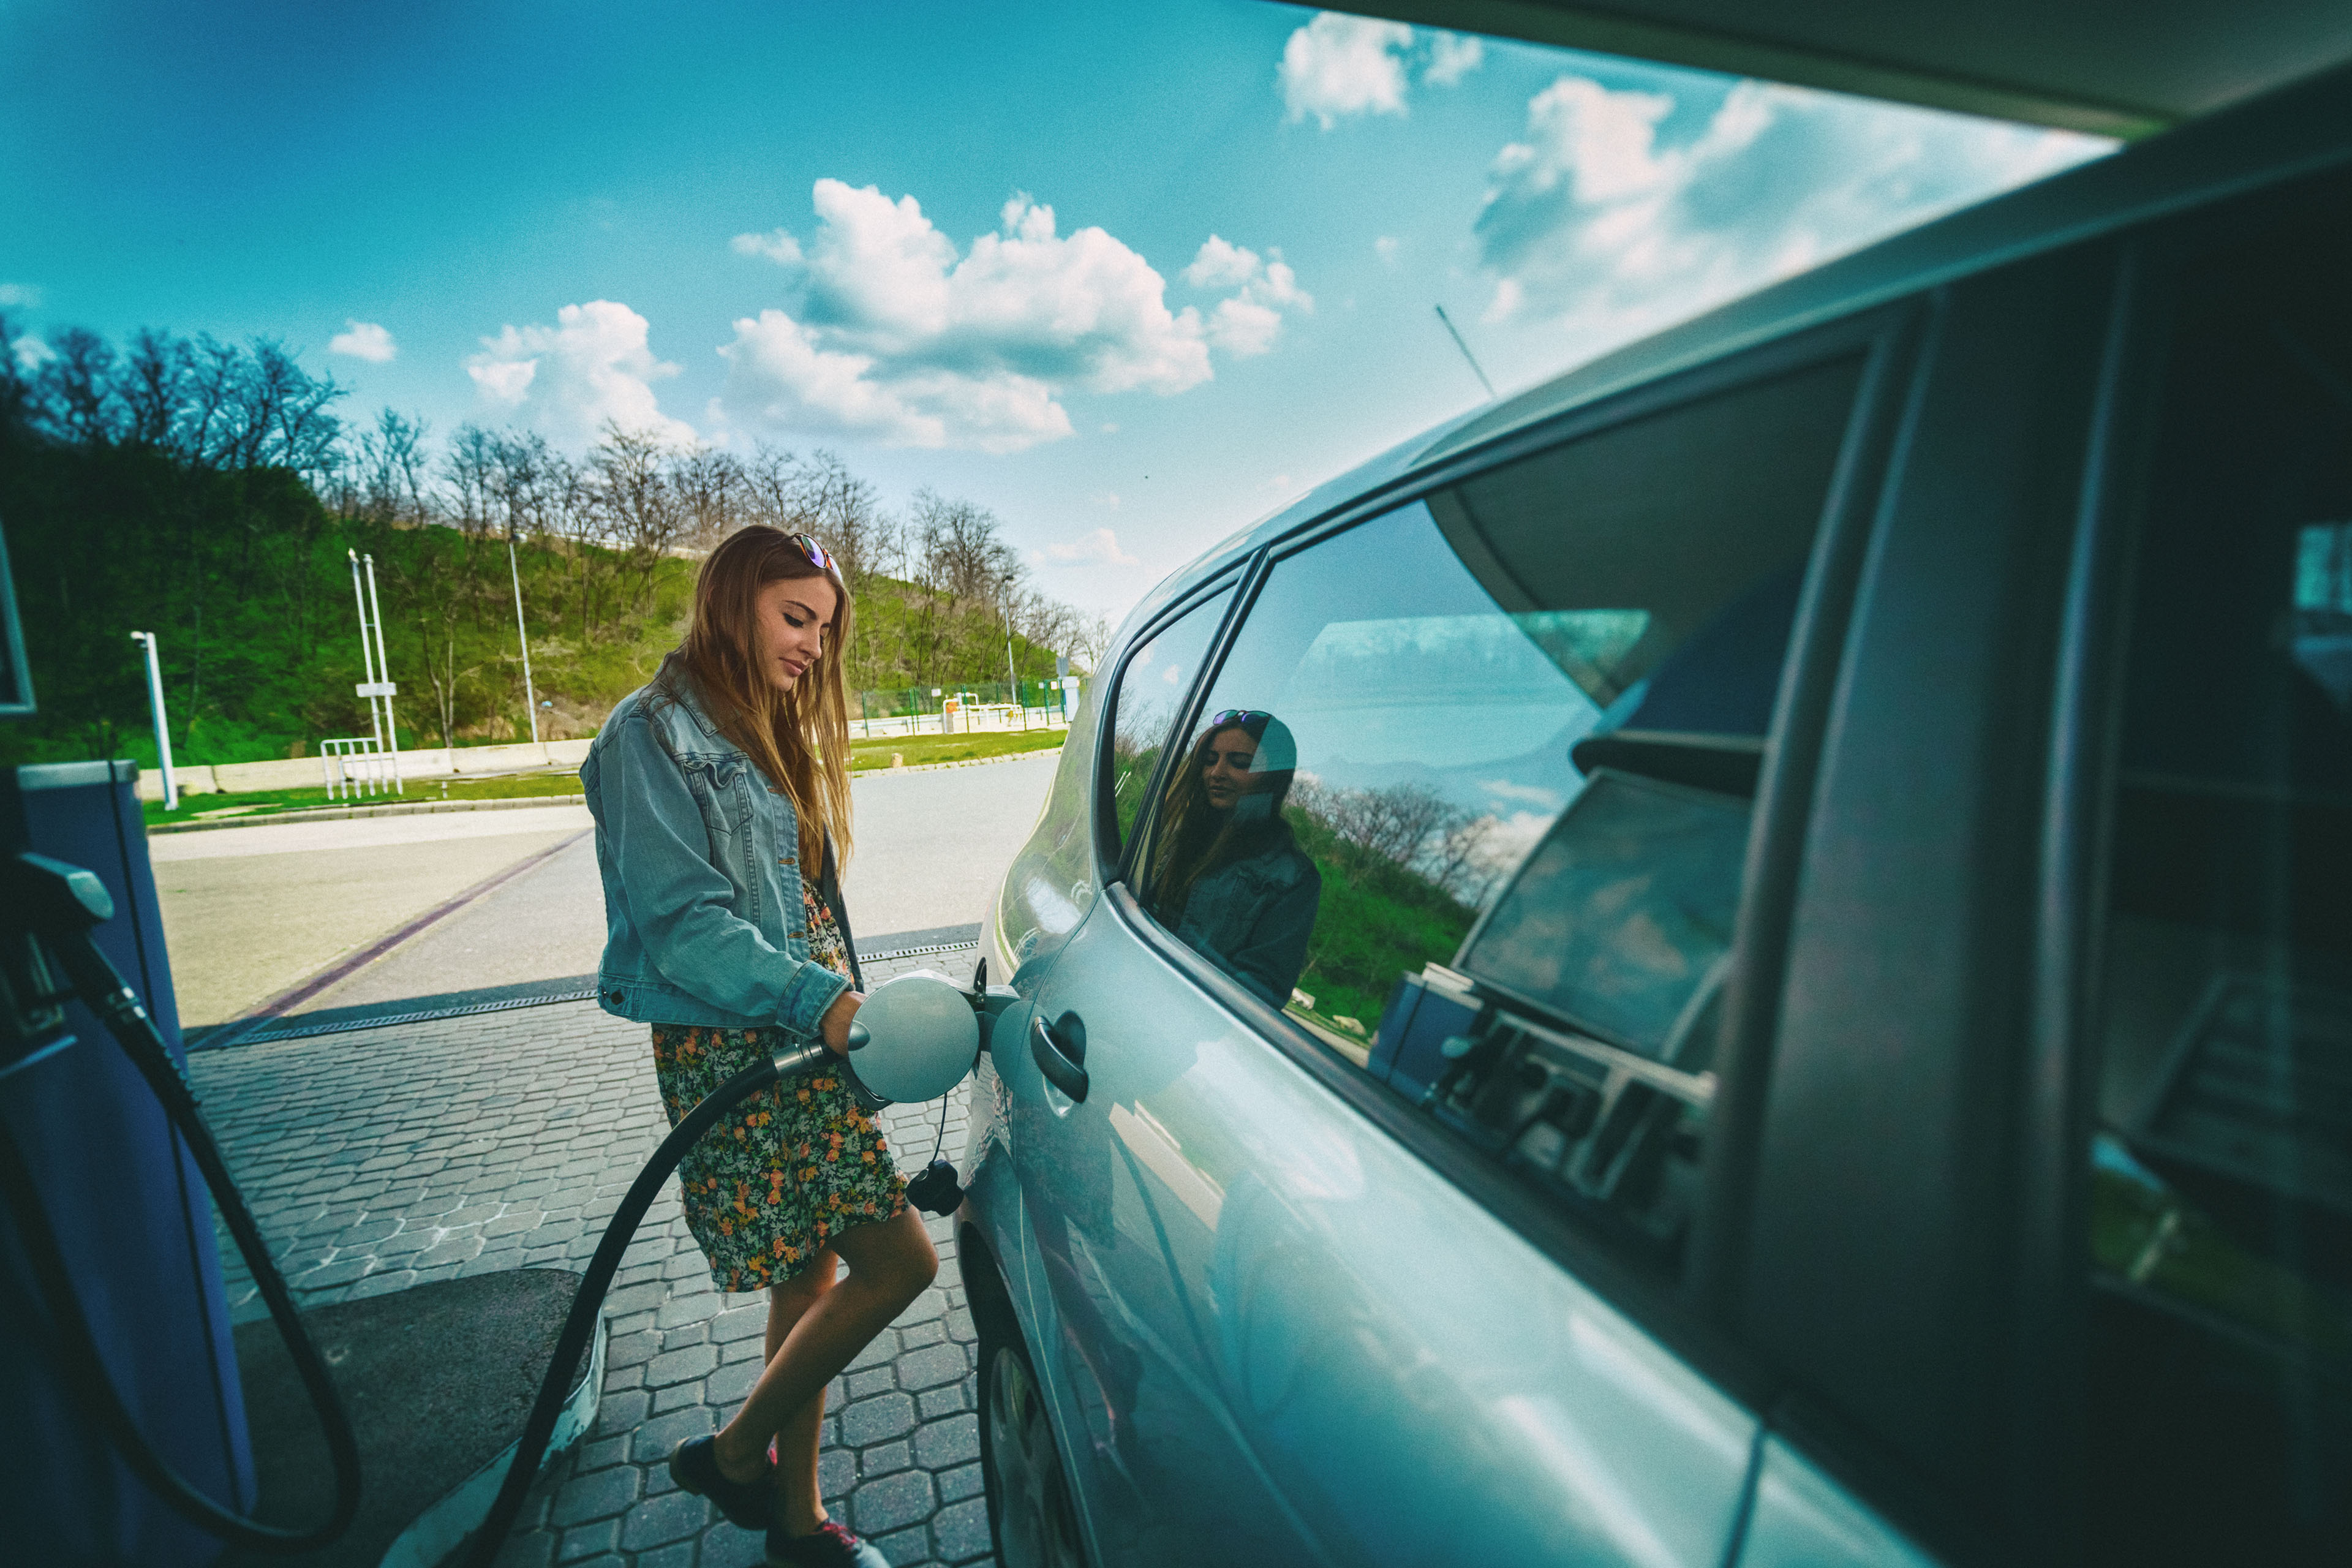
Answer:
[
  {"left": 320, "top": 737, "right": 400, "bottom": 801},
  {"left": 845, "top": 706, "right": 1069, "bottom": 742}
]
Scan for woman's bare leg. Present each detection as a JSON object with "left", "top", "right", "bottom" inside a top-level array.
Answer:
[
  {"left": 738, "top": 1250, "right": 839, "bottom": 1537},
  {"left": 710, "top": 1207, "right": 938, "bottom": 1530}
]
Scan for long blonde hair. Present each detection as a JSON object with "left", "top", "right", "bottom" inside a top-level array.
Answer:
[{"left": 665, "top": 525, "right": 854, "bottom": 867}]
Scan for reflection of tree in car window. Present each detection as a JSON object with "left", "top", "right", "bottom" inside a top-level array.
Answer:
[{"left": 1149, "top": 710, "right": 1321, "bottom": 1008}]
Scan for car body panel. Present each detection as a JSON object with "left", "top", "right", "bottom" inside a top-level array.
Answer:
[
  {"left": 1736, "top": 1437, "right": 1935, "bottom": 1568},
  {"left": 998, "top": 889, "right": 1758, "bottom": 1567}
]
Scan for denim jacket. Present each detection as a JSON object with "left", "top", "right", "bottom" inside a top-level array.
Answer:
[
  {"left": 581, "top": 671, "right": 850, "bottom": 1036},
  {"left": 1171, "top": 841, "right": 1321, "bottom": 1010}
]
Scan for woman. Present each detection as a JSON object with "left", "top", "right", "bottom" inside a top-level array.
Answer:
[
  {"left": 1149, "top": 708, "right": 1322, "bottom": 1008},
  {"left": 581, "top": 525, "right": 932, "bottom": 1568}
]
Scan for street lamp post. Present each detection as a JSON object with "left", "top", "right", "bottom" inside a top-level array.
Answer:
[
  {"left": 507, "top": 530, "right": 541, "bottom": 758},
  {"left": 129, "top": 631, "right": 176, "bottom": 811},
  {"left": 999, "top": 580, "right": 1023, "bottom": 731}
]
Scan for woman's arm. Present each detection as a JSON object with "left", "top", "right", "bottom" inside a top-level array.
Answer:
[{"left": 601, "top": 714, "right": 849, "bottom": 1039}]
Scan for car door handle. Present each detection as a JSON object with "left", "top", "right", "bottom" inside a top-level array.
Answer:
[{"left": 1031, "top": 1012, "right": 1089, "bottom": 1104}]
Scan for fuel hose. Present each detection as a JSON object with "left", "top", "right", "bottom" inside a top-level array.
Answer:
[
  {"left": 453, "top": 1033, "right": 830, "bottom": 1568},
  {"left": 0, "top": 879, "right": 364, "bottom": 1553}
]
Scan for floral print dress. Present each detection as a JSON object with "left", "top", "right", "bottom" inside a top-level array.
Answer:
[{"left": 650, "top": 886, "right": 905, "bottom": 1291}]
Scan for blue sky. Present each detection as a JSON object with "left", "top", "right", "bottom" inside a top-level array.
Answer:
[{"left": 0, "top": 1, "right": 2106, "bottom": 621}]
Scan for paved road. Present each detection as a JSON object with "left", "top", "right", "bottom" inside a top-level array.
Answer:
[
  {"left": 156, "top": 755, "right": 1059, "bottom": 1028},
  {"left": 151, "top": 807, "right": 594, "bottom": 1027},
  {"left": 192, "top": 943, "right": 992, "bottom": 1568},
  {"left": 840, "top": 753, "right": 1059, "bottom": 943}
]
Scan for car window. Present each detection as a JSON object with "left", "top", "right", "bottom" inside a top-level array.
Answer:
[
  {"left": 2085, "top": 186, "right": 2352, "bottom": 1564},
  {"left": 1102, "top": 587, "right": 1232, "bottom": 859},
  {"left": 1130, "top": 353, "right": 1864, "bottom": 1272}
]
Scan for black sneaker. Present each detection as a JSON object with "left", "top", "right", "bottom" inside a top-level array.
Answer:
[
  {"left": 668, "top": 1435, "right": 775, "bottom": 1529},
  {"left": 765, "top": 1518, "right": 889, "bottom": 1567}
]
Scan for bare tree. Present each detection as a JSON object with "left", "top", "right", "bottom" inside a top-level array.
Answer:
[
  {"left": 671, "top": 443, "right": 747, "bottom": 549},
  {"left": 118, "top": 328, "right": 189, "bottom": 450},
  {"left": 34, "top": 328, "right": 118, "bottom": 445},
  {"left": 589, "top": 422, "right": 685, "bottom": 606},
  {"left": 353, "top": 409, "right": 432, "bottom": 525},
  {"left": 442, "top": 423, "right": 502, "bottom": 538}
]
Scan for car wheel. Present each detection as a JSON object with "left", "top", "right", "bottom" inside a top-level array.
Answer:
[{"left": 979, "top": 1327, "right": 1086, "bottom": 1568}]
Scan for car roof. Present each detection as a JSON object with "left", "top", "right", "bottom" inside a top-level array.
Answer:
[
  {"left": 1131, "top": 56, "right": 2352, "bottom": 626},
  {"left": 1340, "top": 1, "right": 2352, "bottom": 139}
]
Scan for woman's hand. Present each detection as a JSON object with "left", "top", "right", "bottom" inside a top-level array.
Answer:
[{"left": 820, "top": 987, "right": 865, "bottom": 1056}]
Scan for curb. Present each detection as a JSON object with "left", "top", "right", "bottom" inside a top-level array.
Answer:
[
  {"left": 856, "top": 744, "right": 1063, "bottom": 778},
  {"left": 146, "top": 744, "right": 1064, "bottom": 832},
  {"left": 149, "top": 793, "right": 589, "bottom": 834}
]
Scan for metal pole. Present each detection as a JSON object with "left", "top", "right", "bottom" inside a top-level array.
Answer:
[
  {"left": 347, "top": 548, "right": 385, "bottom": 796},
  {"left": 363, "top": 553, "right": 402, "bottom": 793},
  {"left": 130, "top": 631, "right": 178, "bottom": 811},
  {"left": 348, "top": 550, "right": 380, "bottom": 750},
  {"left": 1000, "top": 581, "right": 1023, "bottom": 731},
  {"left": 507, "top": 531, "right": 541, "bottom": 755},
  {"left": 1434, "top": 304, "right": 1497, "bottom": 401}
]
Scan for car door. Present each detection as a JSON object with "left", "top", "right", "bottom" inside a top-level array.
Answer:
[{"left": 1004, "top": 317, "right": 1912, "bottom": 1567}]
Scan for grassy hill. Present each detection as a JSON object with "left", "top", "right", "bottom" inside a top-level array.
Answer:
[{"left": 1, "top": 439, "right": 1069, "bottom": 771}]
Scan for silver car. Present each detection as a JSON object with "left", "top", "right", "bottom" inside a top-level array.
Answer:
[{"left": 957, "top": 56, "right": 2352, "bottom": 1568}]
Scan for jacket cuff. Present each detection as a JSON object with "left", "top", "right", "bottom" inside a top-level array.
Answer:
[{"left": 779, "top": 961, "right": 851, "bottom": 1039}]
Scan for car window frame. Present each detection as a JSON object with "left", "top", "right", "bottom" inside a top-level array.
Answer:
[
  {"left": 1091, "top": 568, "right": 1246, "bottom": 888},
  {"left": 1093, "top": 299, "right": 1929, "bottom": 1411},
  {"left": 2037, "top": 169, "right": 2352, "bottom": 1565},
  {"left": 1728, "top": 240, "right": 2134, "bottom": 1568}
]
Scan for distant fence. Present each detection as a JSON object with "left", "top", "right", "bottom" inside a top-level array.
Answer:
[{"left": 850, "top": 677, "right": 1082, "bottom": 741}]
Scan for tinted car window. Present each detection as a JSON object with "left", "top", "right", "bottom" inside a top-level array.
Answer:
[
  {"left": 1103, "top": 589, "right": 1232, "bottom": 858},
  {"left": 2086, "top": 186, "right": 2352, "bottom": 1564},
  {"left": 1132, "top": 355, "right": 1863, "bottom": 1269}
]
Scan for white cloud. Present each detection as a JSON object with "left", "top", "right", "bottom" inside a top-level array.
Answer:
[
  {"left": 1182, "top": 236, "right": 1314, "bottom": 357},
  {"left": 1208, "top": 296, "right": 1284, "bottom": 356},
  {"left": 1280, "top": 12, "right": 1413, "bottom": 127},
  {"left": 718, "top": 179, "right": 1258, "bottom": 452},
  {"left": 1475, "top": 75, "right": 2108, "bottom": 353},
  {"left": 328, "top": 319, "right": 396, "bottom": 363},
  {"left": 729, "top": 228, "right": 803, "bottom": 264},
  {"left": 1044, "top": 527, "right": 1138, "bottom": 566},
  {"left": 1090, "top": 491, "right": 1121, "bottom": 509},
  {"left": 1425, "top": 32, "right": 1485, "bottom": 87},
  {"left": 0, "top": 282, "right": 42, "bottom": 308},
  {"left": 1276, "top": 14, "right": 1487, "bottom": 126},
  {"left": 12, "top": 333, "right": 53, "bottom": 372},
  {"left": 1374, "top": 235, "right": 1401, "bottom": 265},
  {"left": 1183, "top": 234, "right": 1260, "bottom": 290},
  {"left": 467, "top": 300, "right": 692, "bottom": 445}
]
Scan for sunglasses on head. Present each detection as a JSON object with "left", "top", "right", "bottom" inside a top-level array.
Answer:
[
  {"left": 789, "top": 532, "right": 837, "bottom": 574},
  {"left": 1208, "top": 709, "right": 1267, "bottom": 728}
]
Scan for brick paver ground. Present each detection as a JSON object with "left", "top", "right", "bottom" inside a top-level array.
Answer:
[{"left": 189, "top": 950, "right": 995, "bottom": 1568}]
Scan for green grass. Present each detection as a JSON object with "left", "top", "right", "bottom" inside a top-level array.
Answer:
[
  {"left": 848, "top": 728, "right": 1065, "bottom": 771},
  {"left": 140, "top": 728, "right": 1066, "bottom": 824},
  {"left": 145, "top": 768, "right": 585, "bottom": 827}
]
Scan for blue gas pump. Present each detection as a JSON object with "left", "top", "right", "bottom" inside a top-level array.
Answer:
[{"left": 0, "top": 761, "right": 252, "bottom": 1564}]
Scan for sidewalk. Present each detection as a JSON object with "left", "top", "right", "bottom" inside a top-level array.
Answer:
[{"left": 187, "top": 945, "right": 993, "bottom": 1568}]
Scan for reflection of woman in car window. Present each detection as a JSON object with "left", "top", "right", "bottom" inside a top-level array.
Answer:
[{"left": 1150, "top": 709, "right": 1322, "bottom": 1008}]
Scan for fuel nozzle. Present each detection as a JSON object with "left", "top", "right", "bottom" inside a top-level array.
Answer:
[{"left": 4, "top": 853, "right": 156, "bottom": 1063}]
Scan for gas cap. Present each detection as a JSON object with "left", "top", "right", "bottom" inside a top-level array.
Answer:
[{"left": 844, "top": 971, "right": 980, "bottom": 1104}]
